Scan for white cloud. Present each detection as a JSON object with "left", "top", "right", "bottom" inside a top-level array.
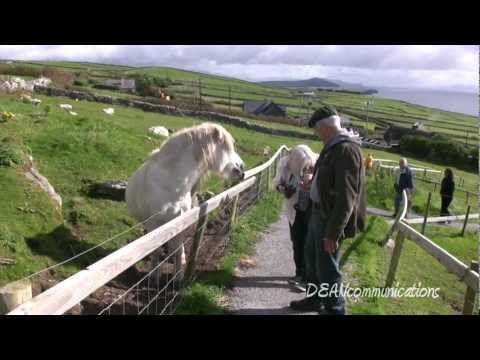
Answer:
[{"left": 0, "top": 45, "right": 477, "bottom": 91}]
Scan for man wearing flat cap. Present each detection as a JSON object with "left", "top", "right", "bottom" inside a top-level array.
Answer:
[{"left": 290, "top": 105, "right": 367, "bottom": 315}]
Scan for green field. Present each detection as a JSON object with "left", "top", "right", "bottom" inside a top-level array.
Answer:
[
  {"left": 6, "top": 59, "right": 477, "bottom": 145},
  {"left": 342, "top": 216, "right": 477, "bottom": 315},
  {"left": 0, "top": 93, "right": 323, "bottom": 287}
]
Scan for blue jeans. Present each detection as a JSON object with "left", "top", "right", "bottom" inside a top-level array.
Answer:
[{"left": 304, "top": 207, "right": 346, "bottom": 315}]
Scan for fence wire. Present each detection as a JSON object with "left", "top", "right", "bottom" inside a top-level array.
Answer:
[{"left": 62, "top": 163, "right": 277, "bottom": 315}]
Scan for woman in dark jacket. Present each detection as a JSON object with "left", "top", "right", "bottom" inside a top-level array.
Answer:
[{"left": 440, "top": 168, "right": 455, "bottom": 216}]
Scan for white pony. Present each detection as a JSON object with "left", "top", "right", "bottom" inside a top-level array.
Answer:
[
  {"left": 273, "top": 145, "right": 318, "bottom": 226},
  {"left": 125, "top": 123, "right": 245, "bottom": 278}
]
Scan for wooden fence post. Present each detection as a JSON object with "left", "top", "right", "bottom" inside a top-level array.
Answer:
[
  {"left": 229, "top": 194, "right": 240, "bottom": 227},
  {"left": 272, "top": 157, "right": 278, "bottom": 179},
  {"left": 385, "top": 231, "right": 406, "bottom": 288},
  {"left": 433, "top": 183, "right": 437, "bottom": 193},
  {"left": 462, "top": 261, "right": 479, "bottom": 315},
  {"left": 257, "top": 170, "right": 264, "bottom": 200},
  {"left": 184, "top": 206, "right": 209, "bottom": 283},
  {"left": 423, "top": 168, "right": 427, "bottom": 180},
  {"left": 266, "top": 164, "right": 271, "bottom": 192},
  {"left": 224, "top": 194, "right": 241, "bottom": 248},
  {"left": 421, "top": 192, "right": 432, "bottom": 235},
  {"left": 461, "top": 205, "right": 471, "bottom": 237},
  {"left": 466, "top": 191, "right": 470, "bottom": 206}
]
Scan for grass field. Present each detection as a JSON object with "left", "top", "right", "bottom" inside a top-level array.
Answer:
[
  {"left": 0, "top": 93, "right": 323, "bottom": 287},
  {"left": 366, "top": 169, "right": 478, "bottom": 216},
  {"left": 6, "top": 60, "right": 476, "bottom": 133},
  {"left": 1, "top": 92, "right": 476, "bottom": 283},
  {"left": 341, "top": 216, "right": 477, "bottom": 315}
]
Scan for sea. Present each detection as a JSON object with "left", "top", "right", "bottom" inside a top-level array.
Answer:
[{"left": 373, "top": 87, "right": 478, "bottom": 117}]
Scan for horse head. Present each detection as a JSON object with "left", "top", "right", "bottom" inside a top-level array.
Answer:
[{"left": 207, "top": 124, "right": 245, "bottom": 183}]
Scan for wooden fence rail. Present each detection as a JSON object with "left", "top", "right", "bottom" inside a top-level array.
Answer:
[
  {"left": 8, "top": 146, "right": 290, "bottom": 315},
  {"left": 385, "top": 190, "right": 479, "bottom": 315}
]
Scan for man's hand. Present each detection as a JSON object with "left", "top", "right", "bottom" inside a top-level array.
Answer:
[{"left": 323, "top": 237, "right": 339, "bottom": 254}]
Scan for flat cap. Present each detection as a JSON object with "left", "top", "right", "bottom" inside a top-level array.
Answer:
[{"left": 308, "top": 105, "right": 339, "bottom": 128}]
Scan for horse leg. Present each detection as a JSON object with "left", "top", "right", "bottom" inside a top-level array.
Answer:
[{"left": 166, "top": 235, "right": 185, "bottom": 289}]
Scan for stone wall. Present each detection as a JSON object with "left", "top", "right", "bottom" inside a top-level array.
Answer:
[{"left": 34, "top": 86, "right": 318, "bottom": 141}]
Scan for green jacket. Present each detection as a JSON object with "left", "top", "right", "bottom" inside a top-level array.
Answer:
[{"left": 312, "top": 136, "right": 367, "bottom": 241}]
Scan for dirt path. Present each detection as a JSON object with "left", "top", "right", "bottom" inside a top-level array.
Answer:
[{"left": 226, "top": 213, "right": 316, "bottom": 315}]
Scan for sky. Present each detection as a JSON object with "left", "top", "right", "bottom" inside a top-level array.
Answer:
[{"left": 0, "top": 45, "right": 477, "bottom": 92}]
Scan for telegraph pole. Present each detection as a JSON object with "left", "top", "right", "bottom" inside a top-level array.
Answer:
[
  {"left": 198, "top": 79, "right": 203, "bottom": 110},
  {"left": 228, "top": 85, "right": 231, "bottom": 111},
  {"left": 363, "top": 98, "right": 374, "bottom": 134}
]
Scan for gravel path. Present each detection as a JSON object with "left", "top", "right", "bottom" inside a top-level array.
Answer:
[
  {"left": 227, "top": 213, "right": 316, "bottom": 315},
  {"left": 227, "top": 206, "right": 477, "bottom": 315}
]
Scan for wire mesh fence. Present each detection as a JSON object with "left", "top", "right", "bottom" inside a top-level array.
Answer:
[
  {"left": 6, "top": 146, "right": 288, "bottom": 315},
  {"left": 92, "top": 169, "right": 273, "bottom": 315},
  {"left": 93, "top": 149, "right": 285, "bottom": 316}
]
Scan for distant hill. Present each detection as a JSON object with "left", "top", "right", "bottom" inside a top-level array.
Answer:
[
  {"left": 260, "top": 77, "right": 339, "bottom": 88},
  {"left": 259, "top": 77, "right": 378, "bottom": 94}
]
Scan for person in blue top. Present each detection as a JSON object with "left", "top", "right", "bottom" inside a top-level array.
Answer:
[{"left": 393, "top": 158, "right": 414, "bottom": 218}]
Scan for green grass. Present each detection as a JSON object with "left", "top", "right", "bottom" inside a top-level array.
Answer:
[
  {"left": 175, "top": 283, "right": 227, "bottom": 315},
  {"left": 12, "top": 58, "right": 477, "bottom": 149},
  {"left": 365, "top": 168, "right": 477, "bottom": 215},
  {"left": 341, "top": 216, "right": 478, "bottom": 314},
  {"left": 12, "top": 60, "right": 135, "bottom": 73},
  {"left": 413, "top": 224, "right": 477, "bottom": 264},
  {"left": 176, "top": 191, "right": 283, "bottom": 314},
  {"left": 366, "top": 148, "right": 478, "bottom": 193},
  {"left": 0, "top": 92, "right": 320, "bottom": 286}
]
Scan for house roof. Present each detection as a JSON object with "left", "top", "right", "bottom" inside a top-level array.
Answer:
[
  {"left": 104, "top": 79, "right": 121, "bottom": 86},
  {"left": 243, "top": 100, "right": 265, "bottom": 113},
  {"left": 104, "top": 79, "right": 136, "bottom": 89},
  {"left": 121, "top": 79, "right": 136, "bottom": 89},
  {"left": 243, "top": 100, "right": 286, "bottom": 115}
]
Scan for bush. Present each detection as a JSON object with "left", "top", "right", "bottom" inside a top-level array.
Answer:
[
  {"left": 0, "top": 225, "right": 22, "bottom": 253},
  {"left": 400, "top": 135, "right": 478, "bottom": 172},
  {"left": 93, "top": 84, "right": 118, "bottom": 90},
  {"left": 40, "top": 67, "right": 74, "bottom": 88},
  {"left": 73, "top": 79, "right": 85, "bottom": 86},
  {"left": 366, "top": 171, "right": 395, "bottom": 210},
  {"left": 129, "top": 75, "right": 172, "bottom": 97},
  {"left": 0, "top": 137, "right": 25, "bottom": 167},
  {"left": 399, "top": 135, "right": 430, "bottom": 158},
  {"left": 0, "top": 64, "right": 42, "bottom": 77}
]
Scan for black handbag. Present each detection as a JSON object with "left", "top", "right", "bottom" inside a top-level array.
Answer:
[{"left": 283, "top": 185, "right": 296, "bottom": 199}]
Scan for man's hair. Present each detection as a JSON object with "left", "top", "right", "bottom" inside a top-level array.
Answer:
[
  {"left": 316, "top": 115, "right": 342, "bottom": 130},
  {"left": 399, "top": 158, "right": 408, "bottom": 167}
]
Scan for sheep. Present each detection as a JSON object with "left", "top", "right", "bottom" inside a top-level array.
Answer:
[
  {"left": 103, "top": 108, "right": 115, "bottom": 115},
  {"left": 148, "top": 126, "right": 169, "bottom": 137}
]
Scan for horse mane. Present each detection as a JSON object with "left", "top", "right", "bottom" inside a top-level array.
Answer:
[{"left": 151, "top": 122, "right": 235, "bottom": 169}]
